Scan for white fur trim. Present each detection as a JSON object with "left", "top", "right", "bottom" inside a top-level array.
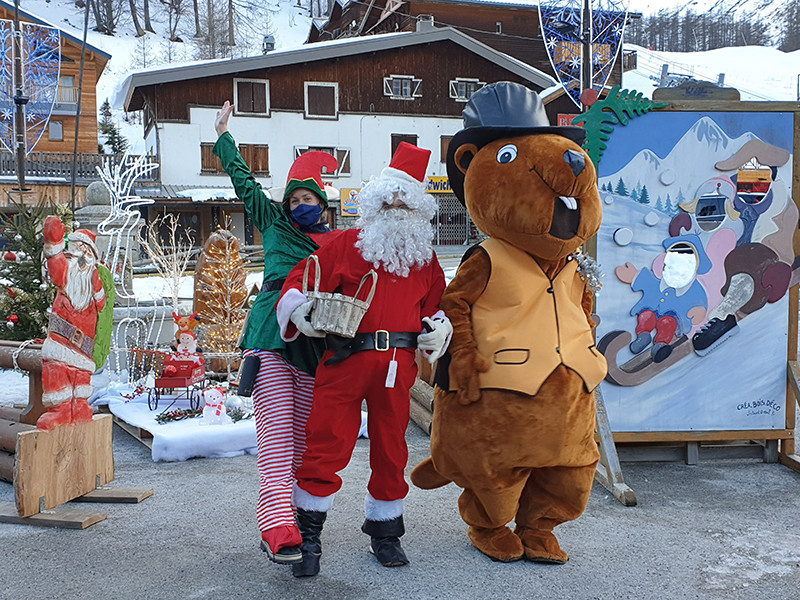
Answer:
[
  {"left": 93, "top": 287, "right": 106, "bottom": 301},
  {"left": 277, "top": 288, "right": 308, "bottom": 342},
  {"left": 42, "top": 388, "right": 74, "bottom": 404},
  {"left": 68, "top": 231, "right": 98, "bottom": 257},
  {"left": 44, "top": 241, "right": 65, "bottom": 258},
  {"left": 74, "top": 384, "right": 94, "bottom": 399},
  {"left": 380, "top": 166, "right": 426, "bottom": 187},
  {"left": 293, "top": 484, "right": 335, "bottom": 512},
  {"left": 42, "top": 338, "right": 96, "bottom": 372},
  {"left": 364, "top": 493, "right": 404, "bottom": 521}
]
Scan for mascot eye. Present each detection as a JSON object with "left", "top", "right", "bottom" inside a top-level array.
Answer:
[{"left": 496, "top": 144, "right": 518, "bottom": 164}]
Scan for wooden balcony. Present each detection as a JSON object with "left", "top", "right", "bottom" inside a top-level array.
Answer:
[{"left": 0, "top": 151, "right": 159, "bottom": 182}]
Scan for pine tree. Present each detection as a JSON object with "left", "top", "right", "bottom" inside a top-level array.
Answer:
[
  {"left": 0, "top": 200, "right": 58, "bottom": 341},
  {"left": 639, "top": 185, "right": 651, "bottom": 205},
  {"left": 615, "top": 178, "right": 629, "bottom": 196},
  {"left": 98, "top": 98, "right": 129, "bottom": 156}
]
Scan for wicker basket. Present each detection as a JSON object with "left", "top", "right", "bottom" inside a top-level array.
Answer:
[{"left": 303, "top": 255, "right": 377, "bottom": 338}]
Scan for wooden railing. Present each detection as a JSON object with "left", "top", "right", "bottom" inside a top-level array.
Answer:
[{"left": 0, "top": 152, "right": 159, "bottom": 181}]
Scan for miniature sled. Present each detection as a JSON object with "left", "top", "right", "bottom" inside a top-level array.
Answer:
[{"left": 596, "top": 330, "right": 693, "bottom": 387}]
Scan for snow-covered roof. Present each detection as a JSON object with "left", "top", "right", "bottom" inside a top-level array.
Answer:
[
  {"left": 0, "top": 0, "right": 110, "bottom": 59},
  {"left": 117, "top": 26, "right": 556, "bottom": 110}
]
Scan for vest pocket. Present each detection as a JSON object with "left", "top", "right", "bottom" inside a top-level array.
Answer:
[{"left": 494, "top": 349, "right": 530, "bottom": 364}]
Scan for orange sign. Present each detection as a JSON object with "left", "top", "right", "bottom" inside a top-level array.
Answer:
[{"left": 558, "top": 114, "right": 579, "bottom": 126}]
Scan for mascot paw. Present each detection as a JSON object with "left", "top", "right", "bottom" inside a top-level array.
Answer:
[
  {"left": 467, "top": 526, "right": 524, "bottom": 562},
  {"left": 514, "top": 527, "right": 568, "bottom": 564},
  {"left": 450, "top": 349, "right": 490, "bottom": 405},
  {"left": 410, "top": 458, "right": 451, "bottom": 489}
]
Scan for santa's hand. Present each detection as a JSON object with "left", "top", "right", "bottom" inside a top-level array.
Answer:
[
  {"left": 44, "top": 216, "right": 66, "bottom": 245},
  {"left": 290, "top": 301, "right": 326, "bottom": 338},
  {"left": 215, "top": 101, "right": 235, "bottom": 137},
  {"left": 615, "top": 262, "right": 638, "bottom": 284},
  {"left": 417, "top": 316, "right": 453, "bottom": 363}
]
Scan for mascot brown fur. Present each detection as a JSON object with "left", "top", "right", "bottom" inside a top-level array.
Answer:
[{"left": 411, "top": 82, "right": 607, "bottom": 564}]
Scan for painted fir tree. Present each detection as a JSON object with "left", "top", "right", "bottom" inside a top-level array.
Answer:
[{"left": 194, "top": 228, "right": 248, "bottom": 357}]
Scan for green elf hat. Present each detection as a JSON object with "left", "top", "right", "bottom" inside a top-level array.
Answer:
[{"left": 282, "top": 151, "right": 339, "bottom": 210}]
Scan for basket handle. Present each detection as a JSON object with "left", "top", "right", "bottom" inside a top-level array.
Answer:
[
  {"left": 302, "top": 254, "right": 322, "bottom": 296},
  {"left": 354, "top": 270, "right": 378, "bottom": 306}
]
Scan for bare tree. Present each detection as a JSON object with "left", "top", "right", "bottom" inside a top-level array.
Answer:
[
  {"left": 193, "top": 0, "right": 202, "bottom": 37},
  {"left": 159, "top": 0, "right": 186, "bottom": 41},
  {"left": 128, "top": 0, "right": 146, "bottom": 36},
  {"left": 144, "top": 0, "right": 156, "bottom": 33},
  {"left": 139, "top": 213, "right": 194, "bottom": 314}
]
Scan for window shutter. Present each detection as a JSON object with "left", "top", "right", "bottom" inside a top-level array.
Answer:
[
  {"left": 239, "top": 144, "right": 255, "bottom": 172},
  {"left": 252, "top": 145, "right": 270, "bottom": 175},
  {"left": 307, "top": 84, "right": 336, "bottom": 117},
  {"left": 253, "top": 83, "right": 267, "bottom": 113},
  {"left": 383, "top": 77, "right": 393, "bottom": 96},
  {"left": 201, "top": 142, "right": 221, "bottom": 173},
  {"left": 336, "top": 148, "right": 350, "bottom": 175},
  {"left": 449, "top": 80, "right": 458, "bottom": 98},
  {"left": 237, "top": 81, "right": 254, "bottom": 112},
  {"left": 440, "top": 136, "right": 452, "bottom": 163},
  {"left": 412, "top": 78, "right": 422, "bottom": 97}
]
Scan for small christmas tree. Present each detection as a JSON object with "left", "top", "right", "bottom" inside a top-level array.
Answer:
[
  {"left": 0, "top": 198, "right": 59, "bottom": 341},
  {"left": 194, "top": 228, "right": 248, "bottom": 375},
  {"left": 98, "top": 98, "right": 129, "bottom": 156}
]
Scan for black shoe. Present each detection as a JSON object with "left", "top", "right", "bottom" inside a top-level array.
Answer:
[
  {"left": 369, "top": 536, "right": 409, "bottom": 567},
  {"left": 652, "top": 342, "right": 672, "bottom": 363},
  {"left": 293, "top": 509, "right": 327, "bottom": 578},
  {"left": 692, "top": 314, "right": 738, "bottom": 355},
  {"left": 362, "top": 516, "right": 409, "bottom": 567},
  {"left": 260, "top": 539, "right": 302, "bottom": 564}
]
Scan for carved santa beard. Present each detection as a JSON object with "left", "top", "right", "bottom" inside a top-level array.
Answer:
[
  {"left": 356, "top": 207, "right": 435, "bottom": 278},
  {"left": 63, "top": 251, "right": 95, "bottom": 312}
]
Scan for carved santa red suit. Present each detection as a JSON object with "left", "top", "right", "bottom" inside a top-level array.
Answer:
[{"left": 38, "top": 216, "right": 106, "bottom": 430}]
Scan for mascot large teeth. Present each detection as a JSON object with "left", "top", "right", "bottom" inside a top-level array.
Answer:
[{"left": 411, "top": 81, "right": 607, "bottom": 564}]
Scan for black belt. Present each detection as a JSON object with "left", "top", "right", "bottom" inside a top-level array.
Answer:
[
  {"left": 260, "top": 278, "right": 286, "bottom": 293},
  {"left": 324, "top": 331, "right": 418, "bottom": 366}
]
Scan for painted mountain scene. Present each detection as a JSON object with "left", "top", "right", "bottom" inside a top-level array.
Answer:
[{"left": 594, "top": 111, "right": 796, "bottom": 432}]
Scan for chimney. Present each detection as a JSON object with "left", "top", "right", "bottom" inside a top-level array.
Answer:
[{"left": 416, "top": 14, "right": 435, "bottom": 32}]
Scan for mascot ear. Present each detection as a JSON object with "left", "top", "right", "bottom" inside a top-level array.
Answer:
[{"left": 454, "top": 144, "right": 479, "bottom": 174}]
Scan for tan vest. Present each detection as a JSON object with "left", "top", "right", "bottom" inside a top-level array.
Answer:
[{"left": 464, "top": 238, "right": 607, "bottom": 396}]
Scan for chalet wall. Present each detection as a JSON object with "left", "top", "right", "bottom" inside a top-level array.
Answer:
[{"left": 141, "top": 40, "right": 535, "bottom": 123}]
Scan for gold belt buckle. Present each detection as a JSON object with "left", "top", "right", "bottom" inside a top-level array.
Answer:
[
  {"left": 374, "top": 330, "right": 390, "bottom": 352},
  {"left": 71, "top": 327, "right": 85, "bottom": 347}
]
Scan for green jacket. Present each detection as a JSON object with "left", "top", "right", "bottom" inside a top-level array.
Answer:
[{"left": 213, "top": 132, "right": 323, "bottom": 374}]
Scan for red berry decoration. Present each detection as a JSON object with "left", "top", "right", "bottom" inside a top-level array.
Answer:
[
  {"left": 8, "top": 314, "right": 18, "bottom": 323},
  {"left": 4, "top": 250, "right": 16, "bottom": 261}
]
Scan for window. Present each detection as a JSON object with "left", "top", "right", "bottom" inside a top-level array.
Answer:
[
  {"left": 59, "top": 75, "right": 76, "bottom": 102},
  {"left": 496, "top": 21, "right": 502, "bottom": 34},
  {"left": 449, "top": 78, "right": 485, "bottom": 102},
  {"left": 383, "top": 75, "right": 422, "bottom": 100},
  {"left": 304, "top": 82, "right": 338, "bottom": 119},
  {"left": 294, "top": 146, "right": 351, "bottom": 177},
  {"left": 49, "top": 120, "right": 63, "bottom": 141},
  {"left": 391, "top": 134, "right": 418, "bottom": 158},
  {"left": 240, "top": 144, "right": 270, "bottom": 176},
  {"left": 234, "top": 79, "right": 269, "bottom": 114},
  {"left": 440, "top": 135, "right": 453, "bottom": 163},
  {"left": 200, "top": 142, "right": 224, "bottom": 174}
]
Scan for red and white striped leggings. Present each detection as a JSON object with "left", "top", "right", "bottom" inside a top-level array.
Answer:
[{"left": 244, "top": 348, "right": 315, "bottom": 533}]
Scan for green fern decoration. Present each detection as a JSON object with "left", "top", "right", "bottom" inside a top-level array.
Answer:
[{"left": 572, "top": 86, "right": 669, "bottom": 167}]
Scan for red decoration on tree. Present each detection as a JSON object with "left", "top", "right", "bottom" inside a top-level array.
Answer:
[
  {"left": 4, "top": 250, "right": 16, "bottom": 261},
  {"left": 6, "top": 286, "right": 15, "bottom": 299},
  {"left": 7, "top": 314, "right": 18, "bottom": 323}
]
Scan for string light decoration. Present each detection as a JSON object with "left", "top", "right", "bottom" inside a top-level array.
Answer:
[{"left": 194, "top": 228, "right": 248, "bottom": 376}]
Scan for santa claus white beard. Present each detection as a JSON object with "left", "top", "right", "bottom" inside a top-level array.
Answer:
[
  {"left": 356, "top": 207, "right": 435, "bottom": 278},
  {"left": 63, "top": 253, "right": 95, "bottom": 312}
]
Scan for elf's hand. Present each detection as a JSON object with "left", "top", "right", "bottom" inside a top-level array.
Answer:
[
  {"left": 417, "top": 316, "right": 453, "bottom": 364},
  {"left": 290, "top": 300, "right": 326, "bottom": 338},
  {"left": 449, "top": 347, "right": 489, "bottom": 406},
  {"left": 215, "top": 101, "right": 235, "bottom": 137}
]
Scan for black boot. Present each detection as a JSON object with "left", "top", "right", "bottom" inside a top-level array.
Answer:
[
  {"left": 362, "top": 516, "right": 409, "bottom": 567},
  {"left": 292, "top": 509, "right": 327, "bottom": 578}
]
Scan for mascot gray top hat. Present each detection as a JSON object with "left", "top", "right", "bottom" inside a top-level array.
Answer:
[{"left": 446, "top": 81, "right": 587, "bottom": 205}]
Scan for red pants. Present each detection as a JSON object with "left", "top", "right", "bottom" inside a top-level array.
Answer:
[
  {"left": 246, "top": 349, "right": 315, "bottom": 533},
  {"left": 636, "top": 310, "right": 678, "bottom": 344},
  {"left": 42, "top": 359, "right": 93, "bottom": 406},
  {"left": 296, "top": 348, "right": 417, "bottom": 501}
]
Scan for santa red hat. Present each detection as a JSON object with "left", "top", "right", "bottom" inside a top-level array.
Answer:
[
  {"left": 68, "top": 229, "right": 99, "bottom": 258},
  {"left": 380, "top": 142, "right": 431, "bottom": 186},
  {"left": 283, "top": 151, "right": 339, "bottom": 208}
]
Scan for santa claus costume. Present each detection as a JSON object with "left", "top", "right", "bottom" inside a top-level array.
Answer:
[
  {"left": 38, "top": 217, "right": 106, "bottom": 430},
  {"left": 213, "top": 103, "right": 344, "bottom": 565},
  {"left": 277, "top": 142, "right": 452, "bottom": 577}
]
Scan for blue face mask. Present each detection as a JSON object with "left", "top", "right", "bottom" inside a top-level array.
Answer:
[{"left": 291, "top": 203, "right": 323, "bottom": 228}]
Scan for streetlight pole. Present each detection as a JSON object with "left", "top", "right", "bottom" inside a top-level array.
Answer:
[
  {"left": 12, "top": 0, "right": 28, "bottom": 192},
  {"left": 580, "top": 0, "right": 593, "bottom": 111}
]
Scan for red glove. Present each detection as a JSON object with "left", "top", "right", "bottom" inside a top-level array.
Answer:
[{"left": 44, "top": 216, "right": 66, "bottom": 245}]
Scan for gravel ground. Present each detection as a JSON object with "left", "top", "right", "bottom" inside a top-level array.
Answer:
[{"left": 3, "top": 420, "right": 800, "bottom": 600}]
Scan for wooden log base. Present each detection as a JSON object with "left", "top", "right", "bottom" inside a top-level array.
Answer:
[
  {"left": 15, "top": 414, "right": 115, "bottom": 517},
  {"left": 0, "top": 501, "right": 107, "bottom": 529},
  {"left": 72, "top": 486, "right": 154, "bottom": 504}
]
